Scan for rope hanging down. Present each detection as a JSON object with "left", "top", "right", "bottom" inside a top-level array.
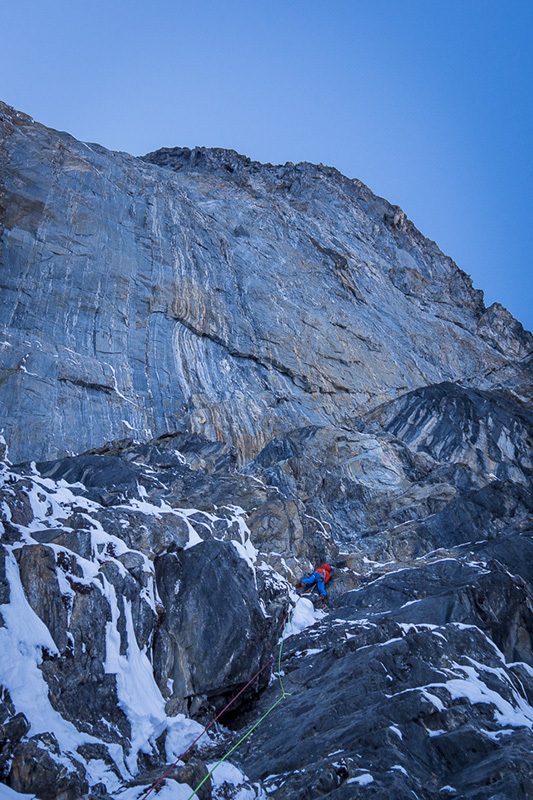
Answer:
[
  {"left": 186, "top": 602, "right": 298, "bottom": 799},
  {"left": 140, "top": 599, "right": 300, "bottom": 800}
]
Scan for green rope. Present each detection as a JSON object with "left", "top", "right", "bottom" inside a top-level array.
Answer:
[
  {"left": 185, "top": 600, "right": 299, "bottom": 800},
  {"left": 185, "top": 694, "right": 285, "bottom": 799}
]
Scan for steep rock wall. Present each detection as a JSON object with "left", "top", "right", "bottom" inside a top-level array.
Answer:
[{"left": 1, "top": 102, "right": 531, "bottom": 464}]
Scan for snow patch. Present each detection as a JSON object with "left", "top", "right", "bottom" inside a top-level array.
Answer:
[
  {"left": 112, "top": 781, "right": 193, "bottom": 799},
  {"left": 283, "top": 598, "right": 318, "bottom": 638},
  {"left": 0, "top": 551, "right": 122, "bottom": 781},
  {"left": 347, "top": 772, "right": 374, "bottom": 785},
  {"left": 434, "top": 661, "right": 533, "bottom": 731},
  {"left": 207, "top": 761, "right": 265, "bottom": 799},
  {"left": 101, "top": 579, "right": 204, "bottom": 772},
  {"left": 0, "top": 785, "right": 36, "bottom": 799},
  {"left": 391, "top": 764, "right": 408, "bottom": 776}
]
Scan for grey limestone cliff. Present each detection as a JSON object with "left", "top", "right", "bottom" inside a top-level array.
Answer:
[{"left": 1, "top": 101, "right": 531, "bottom": 464}]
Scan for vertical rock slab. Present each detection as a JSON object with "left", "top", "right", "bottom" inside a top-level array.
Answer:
[{"left": 154, "top": 539, "right": 280, "bottom": 714}]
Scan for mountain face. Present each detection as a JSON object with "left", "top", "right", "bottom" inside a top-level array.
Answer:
[
  {"left": 1, "top": 101, "right": 532, "bottom": 465},
  {"left": 1, "top": 100, "right": 533, "bottom": 800}
]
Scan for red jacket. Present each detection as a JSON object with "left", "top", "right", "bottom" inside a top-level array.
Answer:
[{"left": 315, "top": 564, "right": 331, "bottom": 583}]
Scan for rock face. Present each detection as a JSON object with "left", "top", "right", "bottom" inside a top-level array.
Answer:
[
  {"left": 1, "top": 101, "right": 532, "bottom": 464},
  {"left": 1, "top": 102, "right": 533, "bottom": 799},
  {"left": 239, "top": 550, "right": 533, "bottom": 799},
  {"left": 0, "top": 437, "right": 298, "bottom": 797}
]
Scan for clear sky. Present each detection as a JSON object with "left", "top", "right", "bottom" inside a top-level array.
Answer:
[{"left": 1, "top": 0, "right": 532, "bottom": 333}]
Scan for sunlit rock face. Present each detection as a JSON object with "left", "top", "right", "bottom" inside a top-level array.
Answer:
[{"left": 1, "top": 102, "right": 531, "bottom": 464}]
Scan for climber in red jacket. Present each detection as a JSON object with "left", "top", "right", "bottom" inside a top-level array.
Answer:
[{"left": 296, "top": 564, "right": 332, "bottom": 603}]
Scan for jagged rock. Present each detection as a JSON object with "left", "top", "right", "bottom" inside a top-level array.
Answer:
[
  {"left": 367, "top": 382, "right": 533, "bottom": 487},
  {"left": 0, "top": 702, "right": 30, "bottom": 782},
  {"left": 247, "top": 423, "right": 442, "bottom": 553},
  {"left": 390, "top": 479, "right": 533, "bottom": 556},
  {"left": 477, "top": 302, "right": 533, "bottom": 360},
  {"left": 27, "top": 432, "right": 336, "bottom": 575},
  {"left": 238, "top": 553, "right": 533, "bottom": 799},
  {"left": 8, "top": 733, "right": 88, "bottom": 800},
  {"left": 247, "top": 494, "right": 338, "bottom": 578},
  {"left": 0, "top": 478, "right": 33, "bottom": 527},
  {"left": 336, "top": 550, "right": 533, "bottom": 664},
  {"left": 0, "top": 712, "right": 29, "bottom": 746},
  {"left": 35, "top": 454, "right": 150, "bottom": 506},
  {"left": 14, "top": 544, "right": 71, "bottom": 651},
  {"left": 246, "top": 383, "right": 533, "bottom": 567},
  {"left": 31, "top": 528, "right": 94, "bottom": 560},
  {"left": 13, "top": 542, "right": 133, "bottom": 745},
  {"left": 0, "top": 441, "right": 308, "bottom": 795}
]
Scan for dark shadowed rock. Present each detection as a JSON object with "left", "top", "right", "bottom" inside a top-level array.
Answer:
[
  {"left": 9, "top": 734, "right": 88, "bottom": 800},
  {"left": 367, "top": 382, "right": 533, "bottom": 486},
  {"left": 0, "top": 545, "right": 9, "bottom": 605},
  {"left": 238, "top": 554, "right": 533, "bottom": 799},
  {"left": 154, "top": 539, "right": 284, "bottom": 714}
]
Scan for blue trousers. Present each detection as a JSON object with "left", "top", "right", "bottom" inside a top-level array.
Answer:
[{"left": 302, "top": 572, "right": 327, "bottom": 597}]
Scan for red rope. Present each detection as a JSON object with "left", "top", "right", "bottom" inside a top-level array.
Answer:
[
  {"left": 139, "top": 602, "right": 294, "bottom": 799},
  {"left": 139, "top": 656, "right": 273, "bottom": 799}
]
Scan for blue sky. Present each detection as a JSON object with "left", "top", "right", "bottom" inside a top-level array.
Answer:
[{"left": 1, "top": 0, "right": 532, "bottom": 332}]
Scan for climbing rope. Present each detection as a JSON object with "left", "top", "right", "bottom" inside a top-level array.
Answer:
[
  {"left": 185, "top": 600, "right": 299, "bottom": 799},
  {"left": 140, "top": 598, "right": 300, "bottom": 800}
]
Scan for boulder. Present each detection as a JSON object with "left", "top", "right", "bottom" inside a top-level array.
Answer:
[{"left": 153, "top": 539, "right": 286, "bottom": 714}]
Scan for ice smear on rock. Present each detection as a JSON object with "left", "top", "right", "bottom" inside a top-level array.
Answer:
[
  {"left": 283, "top": 597, "right": 322, "bottom": 638},
  {"left": 101, "top": 581, "right": 204, "bottom": 772},
  {"left": 0, "top": 551, "right": 128, "bottom": 783},
  {"left": 0, "top": 553, "right": 93, "bottom": 747}
]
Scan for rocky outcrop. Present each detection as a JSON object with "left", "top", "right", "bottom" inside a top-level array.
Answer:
[
  {"left": 1, "top": 101, "right": 532, "bottom": 464},
  {"left": 367, "top": 382, "right": 533, "bottom": 486},
  {"left": 1, "top": 377, "right": 532, "bottom": 798},
  {"left": 245, "top": 383, "right": 533, "bottom": 564},
  {"left": 0, "top": 431, "right": 329, "bottom": 797},
  {"left": 153, "top": 539, "right": 280, "bottom": 713},
  {"left": 238, "top": 547, "right": 533, "bottom": 799}
]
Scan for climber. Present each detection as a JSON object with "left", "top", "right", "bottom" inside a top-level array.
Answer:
[{"left": 296, "top": 564, "right": 332, "bottom": 603}]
